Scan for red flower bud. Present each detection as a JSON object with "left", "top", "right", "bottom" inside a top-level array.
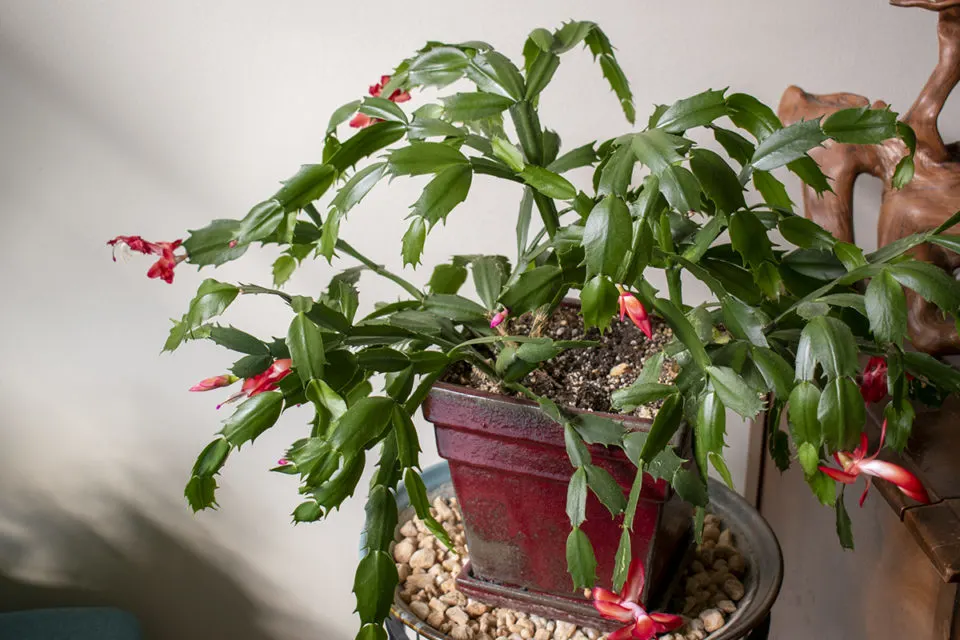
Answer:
[
  {"left": 859, "top": 356, "right": 888, "bottom": 403},
  {"left": 490, "top": 308, "right": 509, "bottom": 329},
  {"left": 617, "top": 287, "right": 653, "bottom": 339},
  {"left": 216, "top": 359, "right": 294, "bottom": 409},
  {"left": 189, "top": 374, "right": 239, "bottom": 392}
]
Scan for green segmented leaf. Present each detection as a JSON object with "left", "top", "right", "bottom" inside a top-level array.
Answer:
[
  {"left": 287, "top": 312, "right": 325, "bottom": 385},
  {"left": 522, "top": 166, "right": 577, "bottom": 200},
  {"left": 750, "top": 119, "right": 828, "bottom": 172},
  {"left": 690, "top": 148, "right": 745, "bottom": 213},
  {"left": 639, "top": 393, "right": 683, "bottom": 462},
  {"left": 788, "top": 381, "right": 822, "bottom": 447},
  {"left": 583, "top": 195, "right": 632, "bottom": 278},
  {"left": 353, "top": 550, "right": 398, "bottom": 624},
  {"left": 654, "top": 89, "right": 728, "bottom": 133},
  {"left": 566, "top": 467, "right": 588, "bottom": 526},
  {"left": 836, "top": 490, "right": 854, "bottom": 550},
  {"left": 695, "top": 390, "right": 726, "bottom": 481},
  {"left": 411, "top": 164, "right": 473, "bottom": 225},
  {"left": 358, "top": 96, "right": 408, "bottom": 123},
  {"left": 566, "top": 527, "right": 598, "bottom": 589},
  {"left": 706, "top": 365, "right": 764, "bottom": 419},
  {"left": 585, "top": 464, "right": 627, "bottom": 516},
  {"left": 328, "top": 397, "right": 397, "bottom": 460},
  {"left": 407, "top": 46, "right": 470, "bottom": 87},
  {"left": 865, "top": 269, "right": 907, "bottom": 345},
  {"left": 818, "top": 377, "right": 865, "bottom": 451},
  {"left": 441, "top": 92, "right": 515, "bottom": 121},
  {"left": 388, "top": 143, "right": 468, "bottom": 176},
  {"left": 220, "top": 392, "right": 284, "bottom": 448},
  {"left": 822, "top": 106, "right": 898, "bottom": 144}
]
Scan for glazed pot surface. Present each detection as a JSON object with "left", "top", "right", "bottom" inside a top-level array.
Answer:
[{"left": 423, "top": 382, "right": 691, "bottom": 611}]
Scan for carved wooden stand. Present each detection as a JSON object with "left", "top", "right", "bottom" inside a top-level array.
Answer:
[{"left": 779, "top": 0, "right": 960, "bottom": 355}]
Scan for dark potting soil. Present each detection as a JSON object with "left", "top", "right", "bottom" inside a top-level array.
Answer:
[{"left": 443, "top": 305, "right": 677, "bottom": 418}]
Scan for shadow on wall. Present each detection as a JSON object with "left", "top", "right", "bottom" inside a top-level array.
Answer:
[{"left": 0, "top": 489, "right": 330, "bottom": 640}]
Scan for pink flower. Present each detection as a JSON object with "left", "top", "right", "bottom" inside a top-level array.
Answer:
[
  {"left": 277, "top": 458, "right": 290, "bottom": 466},
  {"left": 189, "top": 374, "right": 239, "bottom": 392},
  {"left": 349, "top": 75, "right": 412, "bottom": 129},
  {"left": 819, "top": 420, "right": 930, "bottom": 507},
  {"left": 592, "top": 560, "right": 684, "bottom": 640},
  {"left": 107, "top": 235, "right": 185, "bottom": 284},
  {"left": 617, "top": 287, "right": 652, "bottom": 339},
  {"left": 490, "top": 308, "right": 509, "bottom": 329},
  {"left": 216, "top": 359, "right": 294, "bottom": 409},
  {"left": 859, "top": 356, "right": 888, "bottom": 404}
]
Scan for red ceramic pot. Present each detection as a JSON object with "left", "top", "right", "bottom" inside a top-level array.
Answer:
[{"left": 422, "top": 382, "right": 692, "bottom": 626}]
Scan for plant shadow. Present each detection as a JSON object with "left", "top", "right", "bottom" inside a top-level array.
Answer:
[{"left": 0, "top": 489, "right": 330, "bottom": 640}]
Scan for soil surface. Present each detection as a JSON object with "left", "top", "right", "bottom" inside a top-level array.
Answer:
[{"left": 443, "top": 305, "right": 677, "bottom": 419}]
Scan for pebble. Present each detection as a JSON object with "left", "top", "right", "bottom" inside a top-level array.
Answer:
[
  {"left": 717, "top": 529, "right": 734, "bottom": 548},
  {"left": 700, "top": 609, "right": 725, "bottom": 632},
  {"left": 393, "top": 497, "right": 748, "bottom": 639},
  {"left": 702, "top": 524, "right": 721, "bottom": 542},
  {"left": 410, "top": 548, "right": 437, "bottom": 569},
  {"left": 728, "top": 553, "right": 746, "bottom": 574},
  {"left": 716, "top": 599, "right": 737, "bottom": 614},
  {"left": 433, "top": 496, "right": 455, "bottom": 522},
  {"left": 447, "top": 606, "right": 470, "bottom": 626},
  {"left": 554, "top": 621, "right": 577, "bottom": 640},
  {"left": 450, "top": 626, "right": 472, "bottom": 640},
  {"left": 410, "top": 601, "right": 430, "bottom": 619},
  {"left": 393, "top": 538, "right": 416, "bottom": 564},
  {"left": 608, "top": 363, "right": 630, "bottom": 377},
  {"left": 427, "top": 611, "right": 445, "bottom": 628},
  {"left": 404, "top": 573, "right": 435, "bottom": 590},
  {"left": 723, "top": 576, "right": 745, "bottom": 601}
]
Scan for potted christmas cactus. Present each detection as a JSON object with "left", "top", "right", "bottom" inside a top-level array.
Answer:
[{"left": 109, "top": 19, "right": 960, "bottom": 640}]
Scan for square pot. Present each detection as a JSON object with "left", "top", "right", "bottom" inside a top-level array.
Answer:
[{"left": 422, "top": 381, "right": 692, "bottom": 621}]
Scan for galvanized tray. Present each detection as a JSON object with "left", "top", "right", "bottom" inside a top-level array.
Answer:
[{"left": 390, "top": 462, "right": 782, "bottom": 640}]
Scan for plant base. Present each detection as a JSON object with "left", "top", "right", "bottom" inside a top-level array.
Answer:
[
  {"left": 455, "top": 520, "right": 694, "bottom": 633},
  {"left": 455, "top": 560, "right": 613, "bottom": 631}
]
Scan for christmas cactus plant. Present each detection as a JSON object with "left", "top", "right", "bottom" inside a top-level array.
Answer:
[{"left": 110, "top": 21, "right": 960, "bottom": 639}]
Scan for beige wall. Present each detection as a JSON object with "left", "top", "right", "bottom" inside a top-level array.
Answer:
[{"left": 0, "top": 1, "right": 948, "bottom": 638}]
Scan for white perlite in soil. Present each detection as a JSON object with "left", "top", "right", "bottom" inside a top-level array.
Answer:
[{"left": 394, "top": 497, "right": 746, "bottom": 640}]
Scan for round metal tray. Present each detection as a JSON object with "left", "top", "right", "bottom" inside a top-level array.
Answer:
[{"left": 389, "top": 462, "right": 782, "bottom": 640}]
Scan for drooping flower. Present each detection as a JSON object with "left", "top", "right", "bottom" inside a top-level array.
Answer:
[
  {"left": 107, "top": 235, "right": 186, "bottom": 284},
  {"left": 189, "top": 374, "right": 239, "bottom": 392},
  {"left": 819, "top": 419, "right": 930, "bottom": 507},
  {"left": 859, "top": 356, "right": 888, "bottom": 403},
  {"left": 490, "top": 307, "right": 509, "bottom": 329},
  {"left": 617, "top": 286, "right": 653, "bottom": 339},
  {"left": 592, "top": 560, "right": 685, "bottom": 640},
  {"left": 216, "top": 359, "right": 294, "bottom": 409},
  {"left": 349, "top": 75, "right": 412, "bottom": 128}
]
